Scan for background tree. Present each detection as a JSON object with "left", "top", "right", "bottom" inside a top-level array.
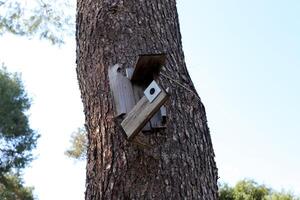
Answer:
[
  {"left": 0, "top": 173, "right": 34, "bottom": 200},
  {"left": 65, "top": 127, "right": 87, "bottom": 160},
  {"left": 0, "top": 65, "right": 39, "bottom": 174},
  {"left": 77, "top": 0, "right": 218, "bottom": 199},
  {"left": 0, "top": 1, "right": 74, "bottom": 199},
  {"left": 219, "top": 179, "right": 300, "bottom": 200},
  {"left": 0, "top": 65, "right": 38, "bottom": 200},
  {"left": 0, "top": 0, "right": 74, "bottom": 44}
]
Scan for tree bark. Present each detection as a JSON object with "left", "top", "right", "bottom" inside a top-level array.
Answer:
[{"left": 76, "top": 0, "right": 218, "bottom": 199}]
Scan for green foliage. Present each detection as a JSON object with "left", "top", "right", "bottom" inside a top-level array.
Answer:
[
  {"left": 219, "top": 179, "right": 300, "bottom": 200},
  {"left": 270, "top": 192, "right": 297, "bottom": 200},
  {"left": 0, "top": 0, "right": 74, "bottom": 44},
  {"left": 0, "top": 173, "right": 34, "bottom": 200},
  {"left": 65, "top": 127, "right": 87, "bottom": 160},
  {"left": 0, "top": 65, "right": 36, "bottom": 199},
  {"left": 233, "top": 180, "right": 269, "bottom": 200},
  {"left": 219, "top": 183, "right": 235, "bottom": 200},
  {"left": 0, "top": 65, "right": 39, "bottom": 174}
]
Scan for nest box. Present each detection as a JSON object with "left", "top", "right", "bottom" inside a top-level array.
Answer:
[{"left": 108, "top": 54, "right": 169, "bottom": 140}]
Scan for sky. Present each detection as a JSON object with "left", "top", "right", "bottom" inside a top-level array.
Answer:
[
  {"left": 0, "top": 0, "right": 300, "bottom": 199},
  {"left": 177, "top": 0, "right": 300, "bottom": 194}
]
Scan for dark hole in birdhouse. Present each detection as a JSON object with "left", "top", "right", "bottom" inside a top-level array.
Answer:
[
  {"left": 117, "top": 67, "right": 122, "bottom": 73},
  {"left": 150, "top": 88, "right": 155, "bottom": 95},
  {"left": 131, "top": 53, "right": 166, "bottom": 86}
]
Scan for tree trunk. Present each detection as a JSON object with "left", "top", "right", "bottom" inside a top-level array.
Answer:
[{"left": 76, "top": 0, "right": 218, "bottom": 199}]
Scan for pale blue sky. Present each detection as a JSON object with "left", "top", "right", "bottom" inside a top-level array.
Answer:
[
  {"left": 0, "top": 0, "right": 299, "bottom": 199},
  {"left": 178, "top": 0, "right": 300, "bottom": 193}
]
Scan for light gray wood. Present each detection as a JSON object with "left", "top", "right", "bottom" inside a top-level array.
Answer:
[
  {"left": 150, "top": 110, "right": 162, "bottom": 128},
  {"left": 150, "top": 105, "right": 167, "bottom": 128},
  {"left": 160, "top": 106, "right": 166, "bottom": 117},
  {"left": 121, "top": 89, "right": 169, "bottom": 140},
  {"left": 108, "top": 64, "right": 136, "bottom": 117},
  {"left": 126, "top": 67, "right": 134, "bottom": 79},
  {"left": 160, "top": 106, "right": 167, "bottom": 125}
]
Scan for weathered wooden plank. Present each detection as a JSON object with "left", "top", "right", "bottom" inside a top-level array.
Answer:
[
  {"left": 108, "top": 64, "right": 136, "bottom": 117},
  {"left": 131, "top": 54, "right": 166, "bottom": 84},
  {"left": 121, "top": 89, "right": 169, "bottom": 140},
  {"left": 132, "top": 84, "right": 151, "bottom": 131},
  {"left": 150, "top": 110, "right": 162, "bottom": 128},
  {"left": 150, "top": 106, "right": 167, "bottom": 128},
  {"left": 160, "top": 106, "right": 167, "bottom": 125}
]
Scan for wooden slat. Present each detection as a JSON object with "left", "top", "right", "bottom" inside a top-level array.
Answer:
[
  {"left": 108, "top": 64, "right": 136, "bottom": 117},
  {"left": 150, "top": 110, "right": 162, "bottom": 128},
  {"left": 121, "top": 89, "right": 169, "bottom": 140},
  {"left": 132, "top": 84, "right": 151, "bottom": 131},
  {"left": 150, "top": 106, "right": 167, "bottom": 128}
]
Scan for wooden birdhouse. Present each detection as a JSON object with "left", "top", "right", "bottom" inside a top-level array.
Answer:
[{"left": 108, "top": 54, "right": 169, "bottom": 140}]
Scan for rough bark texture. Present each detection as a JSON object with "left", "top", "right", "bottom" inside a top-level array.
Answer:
[{"left": 76, "top": 0, "right": 218, "bottom": 199}]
